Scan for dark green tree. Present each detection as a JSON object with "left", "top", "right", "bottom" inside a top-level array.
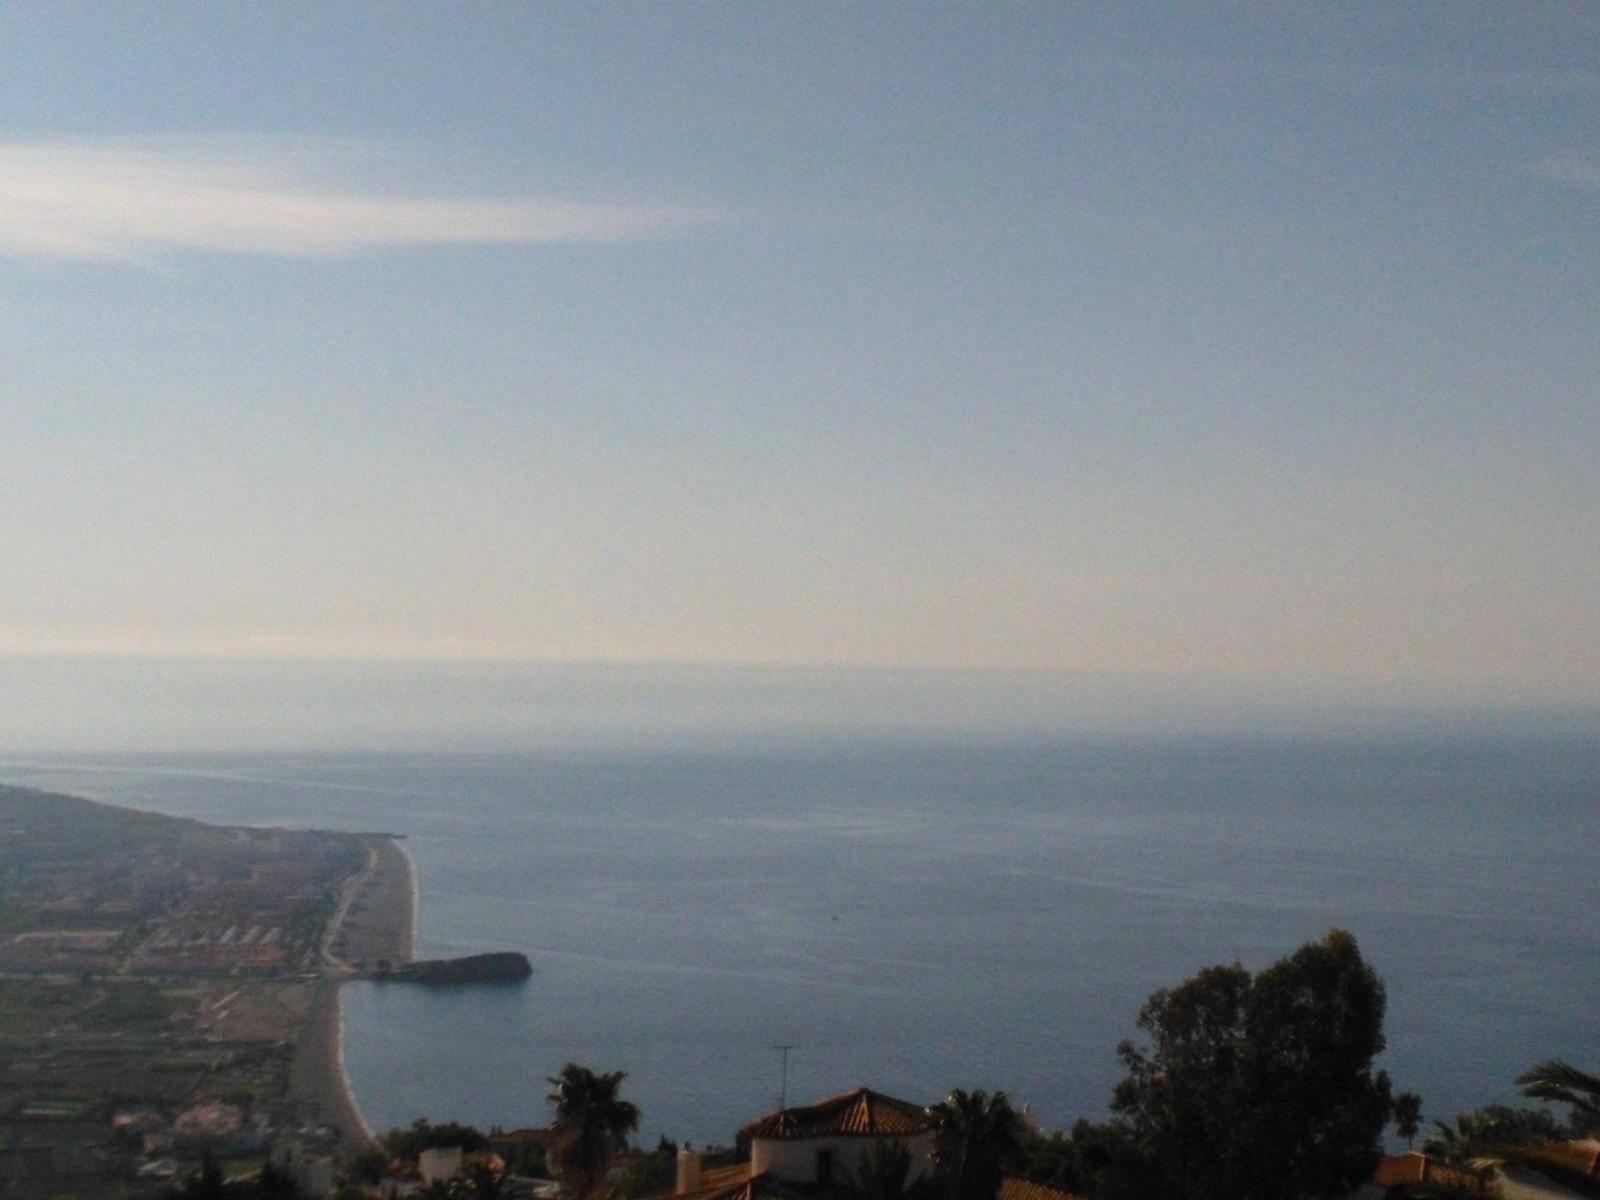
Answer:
[
  {"left": 1014, "top": 1127, "right": 1080, "bottom": 1192},
  {"left": 547, "top": 1062, "right": 641, "bottom": 1199},
  {"left": 1015, "top": 1119, "right": 1139, "bottom": 1200},
  {"left": 1470, "top": 1104, "right": 1569, "bottom": 1146},
  {"left": 383, "top": 1118, "right": 488, "bottom": 1161},
  {"left": 1393, "top": 1093, "right": 1423, "bottom": 1147},
  {"left": 253, "top": 1159, "right": 308, "bottom": 1199},
  {"left": 613, "top": 1141, "right": 679, "bottom": 1199},
  {"left": 1516, "top": 1062, "right": 1600, "bottom": 1135},
  {"left": 930, "top": 1089, "right": 1023, "bottom": 1200},
  {"left": 167, "top": 1157, "right": 228, "bottom": 1200},
  {"left": 1109, "top": 930, "right": 1398, "bottom": 1200},
  {"left": 343, "top": 1143, "right": 391, "bottom": 1186}
]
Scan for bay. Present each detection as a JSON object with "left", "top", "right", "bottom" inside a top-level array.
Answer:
[{"left": 3, "top": 734, "right": 1595, "bottom": 1144}]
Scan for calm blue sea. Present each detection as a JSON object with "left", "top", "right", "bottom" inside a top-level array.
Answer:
[{"left": 3, "top": 735, "right": 1596, "bottom": 1144}]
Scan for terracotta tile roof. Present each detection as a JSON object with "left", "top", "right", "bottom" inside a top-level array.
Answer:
[
  {"left": 1374, "top": 1154, "right": 1429, "bottom": 1187},
  {"left": 656, "top": 1164, "right": 806, "bottom": 1200},
  {"left": 685, "top": 1163, "right": 758, "bottom": 1199},
  {"left": 999, "top": 1176, "right": 1087, "bottom": 1200},
  {"left": 743, "top": 1088, "right": 934, "bottom": 1141},
  {"left": 1373, "top": 1153, "right": 1475, "bottom": 1190},
  {"left": 1532, "top": 1140, "right": 1600, "bottom": 1177},
  {"left": 706, "top": 1170, "right": 808, "bottom": 1200}
]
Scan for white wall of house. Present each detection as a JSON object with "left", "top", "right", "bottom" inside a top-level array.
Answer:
[
  {"left": 419, "top": 1146, "right": 464, "bottom": 1185},
  {"left": 751, "top": 1132, "right": 934, "bottom": 1187}
]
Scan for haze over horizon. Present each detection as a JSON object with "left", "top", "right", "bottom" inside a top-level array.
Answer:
[{"left": 4, "top": 6, "right": 1598, "bottom": 747}]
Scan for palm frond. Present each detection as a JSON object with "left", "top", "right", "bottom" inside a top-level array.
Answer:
[{"left": 1515, "top": 1060, "right": 1600, "bottom": 1120}]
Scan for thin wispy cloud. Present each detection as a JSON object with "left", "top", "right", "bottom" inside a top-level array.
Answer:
[{"left": 0, "top": 137, "right": 718, "bottom": 261}]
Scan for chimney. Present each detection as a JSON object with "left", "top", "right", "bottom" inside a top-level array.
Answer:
[{"left": 677, "top": 1147, "right": 702, "bottom": 1194}]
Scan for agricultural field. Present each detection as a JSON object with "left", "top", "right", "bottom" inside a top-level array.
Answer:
[{"left": 0, "top": 786, "right": 374, "bottom": 1198}]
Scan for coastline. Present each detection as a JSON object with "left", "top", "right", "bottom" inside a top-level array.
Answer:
[
  {"left": 291, "top": 977, "right": 375, "bottom": 1149},
  {"left": 331, "top": 836, "right": 417, "bottom": 972},
  {"left": 395, "top": 836, "right": 420, "bottom": 962},
  {"left": 294, "top": 834, "right": 418, "bottom": 1151}
]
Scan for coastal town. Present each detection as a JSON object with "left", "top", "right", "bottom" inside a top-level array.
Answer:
[
  {"left": 4, "top": 783, "right": 1598, "bottom": 1200},
  {"left": 5, "top": 3, "right": 1595, "bottom": 1199},
  {"left": 0, "top": 783, "right": 415, "bottom": 1196}
]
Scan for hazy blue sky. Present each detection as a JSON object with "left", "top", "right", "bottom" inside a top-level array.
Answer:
[{"left": 3, "top": 5, "right": 1598, "bottom": 744}]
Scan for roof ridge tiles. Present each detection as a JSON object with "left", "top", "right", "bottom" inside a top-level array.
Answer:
[{"left": 741, "top": 1086, "right": 934, "bottom": 1141}]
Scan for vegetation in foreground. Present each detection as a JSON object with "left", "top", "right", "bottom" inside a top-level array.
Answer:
[
  {"left": 1415, "top": 1065, "right": 1600, "bottom": 1200},
  {"left": 134, "top": 930, "right": 1600, "bottom": 1200},
  {"left": 154, "top": 928, "right": 1586, "bottom": 1200}
]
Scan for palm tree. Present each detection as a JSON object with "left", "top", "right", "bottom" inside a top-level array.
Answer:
[
  {"left": 1424, "top": 1113, "right": 1500, "bottom": 1192},
  {"left": 546, "top": 1062, "right": 641, "bottom": 1199},
  {"left": 1394, "top": 1093, "right": 1423, "bottom": 1148},
  {"left": 848, "top": 1139, "right": 939, "bottom": 1200},
  {"left": 929, "top": 1089, "right": 1022, "bottom": 1200},
  {"left": 1516, "top": 1061, "right": 1600, "bottom": 1136}
]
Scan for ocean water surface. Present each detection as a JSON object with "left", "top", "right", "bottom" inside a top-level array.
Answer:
[{"left": 3, "top": 735, "right": 1596, "bottom": 1143}]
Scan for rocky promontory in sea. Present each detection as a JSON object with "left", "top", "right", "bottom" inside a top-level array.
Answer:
[{"left": 373, "top": 951, "right": 533, "bottom": 985}]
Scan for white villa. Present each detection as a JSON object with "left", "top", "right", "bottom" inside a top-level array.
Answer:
[
  {"left": 667, "top": 1088, "right": 934, "bottom": 1200},
  {"left": 663, "top": 1086, "right": 1077, "bottom": 1200}
]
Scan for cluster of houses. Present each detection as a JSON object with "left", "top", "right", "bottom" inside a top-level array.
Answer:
[
  {"left": 656, "top": 1088, "right": 1191, "bottom": 1200},
  {"left": 118, "top": 1098, "right": 333, "bottom": 1186},
  {"left": 332, "top": 1087, "right": 1080, "bottom": 1200},
  {"left": 291, "top": 1084, "right": 1600, "bottom": 1200}
]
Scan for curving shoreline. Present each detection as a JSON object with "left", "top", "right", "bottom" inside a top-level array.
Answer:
[
  {"left": 334, "top": 836, "right": 418, "bottom": 972},
  {"left": 395, "top": 836, "right": 420, "bottom": 962},
  {"left": 292, "top": 835, "right": 418, "bottom": 1150},
  {"left": 291, "top": 978, "right": 375, "bottom": 1147}
]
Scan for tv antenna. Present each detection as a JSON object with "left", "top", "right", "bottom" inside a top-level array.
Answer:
[{"left": 771, "top": 1044, "right": 795, "bottom": 1111}]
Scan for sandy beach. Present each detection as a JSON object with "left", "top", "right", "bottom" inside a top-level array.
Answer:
[
  {"left": 291, "top": 835, "right": 417, "bottom": 1150},
  {"left": 333, "top": 836, "right": 418, "bottom": 971},
  {"left": 290, "top": 977, "right": 375, "bottom": 1149}
]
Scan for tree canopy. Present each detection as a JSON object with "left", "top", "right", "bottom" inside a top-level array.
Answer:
[
  {"left": 1108, "top": 930, "right": 1401, "bottom": 1200},
  {"left": 382, "top": 1118, "right": 488, "bottom": 1161},
  {"left": 1392, "top": 1093, "right": 1423, "bottom": 1146},
  {"left": 929, "top": 1088, "right": 1023, "bottom": 1200},
  {"left": 1422, "top": 1110, "right": 1511, "bottom": 1192},
  {"left": 1516, "top": 1061, "right": 1600, "bottom": 1136},
  {"left": 547, "top": 1062, "right": 640, "bottom": 1199}
]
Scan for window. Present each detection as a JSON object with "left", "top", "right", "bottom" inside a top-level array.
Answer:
[{"left": 816, "top": 1149, "right": 834, "bottom": 1184}]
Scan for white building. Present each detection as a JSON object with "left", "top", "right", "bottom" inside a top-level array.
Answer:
[
  {"left": 746, "top": 1088, "right": 936, "bottom": 1188},
  {"left": 664, "top": 1087, "right": 937, "bottom": 1200},
  {"left": 418, "top": 1145, "right": 464, "bottom": 1186}
]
